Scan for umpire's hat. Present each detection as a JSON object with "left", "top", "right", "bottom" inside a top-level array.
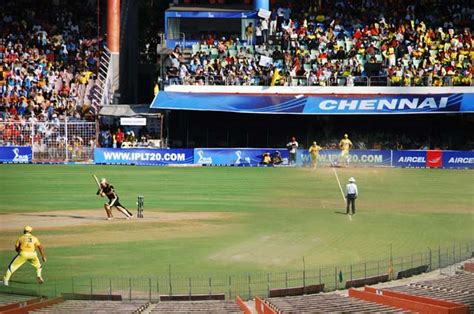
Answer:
[{"left": 348, "top": 177, "right": 356, "bottom": 183}]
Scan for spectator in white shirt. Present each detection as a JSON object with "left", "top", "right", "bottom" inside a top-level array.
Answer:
[
  {"left": 255, "top": 23, "right": 262, "bottom": 46},
  {"left": 346, "top": 177, "right": 358, "bottom": 215},
  {"left": 270, "top": 9, "right": 277, "bottom": 36},
  {"left": 261, "top": 18, "right": 269, "bottom": 44},
  {"left": 286, "top": 136, "right": 298, "bottom": 165}
]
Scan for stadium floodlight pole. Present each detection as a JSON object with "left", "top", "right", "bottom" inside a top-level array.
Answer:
[{"left": 97, "top": 0, "right": 100, "bottom": 54}]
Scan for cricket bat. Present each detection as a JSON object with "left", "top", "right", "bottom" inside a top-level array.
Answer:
[
  {"left": 93, "top": 175, "right": 104, "bottom": 196},
  {"left": 93, "top": 174, "right": 102, "bottom": 190}
]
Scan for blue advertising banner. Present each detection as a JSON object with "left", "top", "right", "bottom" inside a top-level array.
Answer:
[
  {"left": 0, "top": 146, "right": 32, "bottom": 163},
  {"left": 165, "top": 11, "right": 258, "bottom": 19},
  {"left": 194, "top": 148, "right": 288, "bottom": 166},
  {"left": 392, "top": 150, "right": 427, "bottom": 168},
  {"left": 442, "top": 151, "right": 474, "bottom": 169},
  {"left": 297, "top": 149, "right": 392, "bottom": 167},
  {"left": 94, "top": 148, "right": 194, "bottom": 165},
  {"left": 151, "top": 92, "right": 474, "bottom": 115}
]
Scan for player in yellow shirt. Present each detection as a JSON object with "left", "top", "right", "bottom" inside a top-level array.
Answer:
[
  {"left": 3, "top": 226, "right": 46, "bottom": 286},
  {"left": 339, "top": 134, "right": 353, "bottom": 167},
  {"left": 308, "top": 141, "right": 322, "bottom": 169}
]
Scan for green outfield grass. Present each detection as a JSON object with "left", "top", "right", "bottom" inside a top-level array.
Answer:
[{"left": 0, "top": 164, "right": 472, "bottom": 297}]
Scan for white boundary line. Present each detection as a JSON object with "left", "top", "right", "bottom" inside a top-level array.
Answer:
[
  {"left": 332, "top": 167, "right": 346, "bottom": 203},
  {"left": 331, "top": 166, "right": 352, "bottom": 221}
]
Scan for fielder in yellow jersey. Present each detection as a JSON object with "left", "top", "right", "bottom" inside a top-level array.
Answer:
[
  {"left": 308, "top": 141, "right": 322, "bottom": 169},
  {"left": 3, "top": 226, "right": 46, "bottom": 286},
  {"left": 339, "top": 134, "right": 353, "bottom": 167}
]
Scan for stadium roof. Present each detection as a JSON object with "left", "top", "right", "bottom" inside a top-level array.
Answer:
[{"left": 100, "top": 105, "right": 161, "bottom": 117}]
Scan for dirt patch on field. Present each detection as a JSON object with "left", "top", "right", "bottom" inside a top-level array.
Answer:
[
  {"left": 0, "top": 210, "right": 231, "bottom": 231},
  {"left": 0, "top": 210, "right": 238, "bottom": 250}
]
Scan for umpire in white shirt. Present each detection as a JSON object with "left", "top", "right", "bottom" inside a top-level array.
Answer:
[{"left": 346, "top": 177, "right": 358, "bottom": 214}]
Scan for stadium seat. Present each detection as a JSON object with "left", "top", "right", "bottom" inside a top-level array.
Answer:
[
  {"left": 210, "top": 48, "right": 219, "bottom": 59},
  {"left": 413, "top": 58, "right": 422, "bottom": 68},
  {"left": 200, "top": 45, "right": 209, "bottom": 55},
  {"left": 192, "top": 43, "right": 201, "bottom": 55},
  {"left": 429, "top": 49, "right": 438, "bottom": 57},
  {"left": 345, "top": 40, "right": 354, "bottom": 50},
  {"left": 337, "top": 40, "right": 345, "bottom": 50}
]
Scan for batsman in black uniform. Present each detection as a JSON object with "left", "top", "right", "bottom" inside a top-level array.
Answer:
[{"left": 97, "top": 178, "right": 133, "bottom": 220}]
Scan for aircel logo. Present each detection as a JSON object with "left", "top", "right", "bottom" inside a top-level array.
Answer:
[
  {"left": 319, "top": 97, "right": 449, "bottom": 111},
  {"left": 397, "top": 157, "right": 426, "bottom": 163},
  {"left": 448, "top": 157, "right": 474, "bottom": 164}
]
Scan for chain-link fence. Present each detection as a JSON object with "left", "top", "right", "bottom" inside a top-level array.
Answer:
[
  {"left": 16, "top": 240, "right": 473, "bottom": 301},
  {"left": 0, "top": 121, "right": 97, "bottom": 162}
]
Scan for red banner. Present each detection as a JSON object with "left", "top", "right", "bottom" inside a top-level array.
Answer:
[{"left": 426, "top": 150, "right": 443, "bottom": 168}]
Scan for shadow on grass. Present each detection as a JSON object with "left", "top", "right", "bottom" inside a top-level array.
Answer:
[
  {"left": 8, "top": 280, "right": 33, "bottom": 284},
  {"left": 334, "top": 211, "right": 348, "bottom": 215},
  {"left": 20, "top": 213, "right": 103, "bottom": 220}
]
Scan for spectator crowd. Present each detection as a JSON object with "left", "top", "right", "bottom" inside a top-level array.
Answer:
[
  {"left": 164, "top": 0, "right": 473, "bottom": 87},
  {"left": 98, "top": 127, "right": 155, "bottom": 149},
  {"left": 0, "top": 0, "right": 102, "bottom": 126}
]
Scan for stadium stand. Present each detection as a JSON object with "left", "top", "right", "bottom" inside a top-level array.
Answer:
[
  {"left": 390, "top": 286, "right": 474, "bottom": 311},
  {"left": 0, "top": 293, "right": 40, "bottom": 306},
  {"left": 29, "top": 300, "right": 149, "bottom": 314},
  {"left": 390, "top": 272, "right": 474, "bottom": 310},
  {"left": 149, "top": 300, "right": 242, "bottom": 313},
  {"left": 0, "top": 296, "right": 64, "bottom": 314},
  {"left": 465, "top": 262, "right": 474, "bottom": 273},
  {"left": 260, "top": 293, "right": 402, "bottom": 312},
  {"left": 1, "top": 266, "right": 473, "bottom": 312},
  {"left": 164, "top": 0, "right": 473, "bottom": 87},
  {"left": 0, "top": 0, "right": 102, "bottom": 123},
  {"left": 407, "top": 271, "right": 474, "bottom": 293},
  {"left": 259, "top": 270, "right": 474, "bottom": 313}
]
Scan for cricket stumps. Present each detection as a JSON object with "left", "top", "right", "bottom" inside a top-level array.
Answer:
[{"left": 137, "top": 196, "right": 144, "bottom": 218}]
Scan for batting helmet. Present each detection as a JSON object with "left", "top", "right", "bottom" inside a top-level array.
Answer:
[{"left": 24, "top": 225, "right": 33, "bottom": 233}]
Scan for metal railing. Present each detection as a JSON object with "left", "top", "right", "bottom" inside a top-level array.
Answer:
[
  {"left": 163, "top": 74, "right": 473, "bottom": 87},
  {"left": 92, "top": 47, "right": 113, "bottom": 108},
  {"left": 0, "top": 121, "right": 97, "bottom": 162},
  {"left": 8, "top": 240, "right": 473, "bottom": 301},
  {"left": 167, "top": 32, "right": 186, "bottom": 49}
]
